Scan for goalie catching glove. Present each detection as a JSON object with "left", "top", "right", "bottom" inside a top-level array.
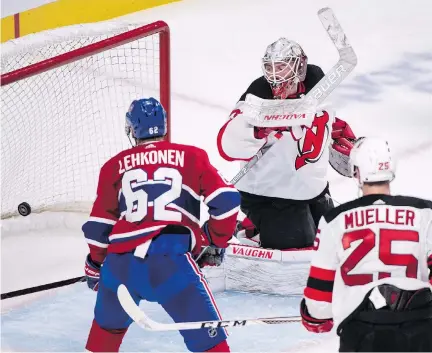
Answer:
[
  {"left": 194, "top": 221, "right": 226, "bottom": 268},
  {"left": 329, "top": 118, "right": 357, "bottom": 177}
]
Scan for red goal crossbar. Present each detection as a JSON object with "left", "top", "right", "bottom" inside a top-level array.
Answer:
[
  {"left": 1, "top": 21, "right": 171, "bottom": 141},
  {"left": 0, "top": 20, "right": 171, "bottom": 218}
]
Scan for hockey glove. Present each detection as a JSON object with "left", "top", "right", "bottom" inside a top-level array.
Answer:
[
  {"left": 85, "top": 254, "right": 101, "bottom": 291},
  {"left": 254, "top": 127, "right": 285, "bottom": 149},
  {"left": 234, "top": 218, "right": 261, "bottom": 247},
  {"left": 300, "top": 298, "right": 333, "bottom": 333},
  {"left": 195, "top": 221, "right": 226, "bottom": 268},
  {"left": 235, "top": 218, "right": 258, "bottom": 239},
  {"left": 254, "top": 126, "right": 287, "bottom": 140},
  {"left": 331, "top": 118, "right": 356, "bottom": 156},
  {"left": 195, "top": 246, "right": 225, "bottom": 268}
]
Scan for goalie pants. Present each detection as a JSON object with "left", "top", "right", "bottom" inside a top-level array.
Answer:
[
  {"left": 88, "top": 233, "right": 227, "bottom": 352},
  {"left": 338, "top": 285, "right": 432, "bottom": 352},
  {"left": 239, "top": 184, "right": 333, "bottom": 249}
]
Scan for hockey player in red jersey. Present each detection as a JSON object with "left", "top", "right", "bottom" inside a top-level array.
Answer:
[
  {"left": 83, "top": 97, "right": 240, "bottom": 352},
  {"left": 217, "top": 38, "right": 356, "bottom": 250},
  {"left": 300, "top": 137, "right": 432, "bottom": 352}
]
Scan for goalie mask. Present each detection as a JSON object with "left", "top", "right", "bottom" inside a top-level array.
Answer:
[
  {"left": 350, "top": 137, "right": 396, "bottom": 187},
  {"left": 262, "top": 38, "right": 308, "bottom": 99}
]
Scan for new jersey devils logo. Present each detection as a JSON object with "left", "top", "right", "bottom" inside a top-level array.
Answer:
[
  {"left": 295, "top": 111, "right": 330, "bottom": 170},
  {"left": 229, "top": 108, "right": 242, "bottom": 119}
]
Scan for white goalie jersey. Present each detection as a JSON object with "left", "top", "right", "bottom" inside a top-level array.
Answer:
[
  {"left": 304, "top": 194, "right": 432, "bottom": 326},
  {"left": 217, "top": 101, "right": 335, "bottom": 201}
]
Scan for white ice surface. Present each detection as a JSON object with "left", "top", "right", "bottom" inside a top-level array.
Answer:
[
  {"left": 1, "top": 0, "right": 432, "bottom": 351},
  {"left": 1, "top": 285, "right": 338, "bottom": 352}
]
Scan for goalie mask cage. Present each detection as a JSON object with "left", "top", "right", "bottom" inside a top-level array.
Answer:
[{"left": 1, "top": 20, "right": 171, "bottom": 218}]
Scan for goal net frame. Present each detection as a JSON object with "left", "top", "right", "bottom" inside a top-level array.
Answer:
[{"left": 1, "top": 20, "right": 171, "bottom": 218}]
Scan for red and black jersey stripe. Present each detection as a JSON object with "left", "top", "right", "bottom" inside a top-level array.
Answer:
[{"left": 304, "top": 266, "right": 336, "bottom": 303}]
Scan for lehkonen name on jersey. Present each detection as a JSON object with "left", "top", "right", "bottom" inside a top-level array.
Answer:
[{"left": 118, "top": 149, "right": 185, "bottom": 174}]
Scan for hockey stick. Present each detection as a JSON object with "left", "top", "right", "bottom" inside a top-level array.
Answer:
[
  {"left": 1, "top": 276, "right": 85, "bottom": 300},
  {"left": 230, "top": 147, "right": 266, "bottom": 184},
  {"left": 229, "top": 7, "right": 357, "bottom": 185},
  {"left": 117, "top": 284, "right": 300, "bottom": 331}
]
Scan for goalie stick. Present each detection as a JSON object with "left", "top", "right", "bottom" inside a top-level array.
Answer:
[
  {"left": 230, "top": 147, "right": 266, "bottom": 184},
  {"left": 229, "top": 7, "right": 357, "bottom": 185},
  {"left": 117, "top": 284, "right": 300, "bottom": 331}
]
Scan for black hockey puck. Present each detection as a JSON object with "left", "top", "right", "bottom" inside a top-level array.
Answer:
[{"left": 18, "top": 202, "right": 31, "bottom": 216}]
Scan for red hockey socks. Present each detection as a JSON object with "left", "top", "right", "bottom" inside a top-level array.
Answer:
[
  {"left": 85, "top": 319, "right": 127, "bottom": 352},
  {"left": 206, "top": 340, "right": 230, "bottom": 352}
]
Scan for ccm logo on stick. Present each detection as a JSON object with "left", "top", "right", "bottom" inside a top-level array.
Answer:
[{"left": 201, "top": 320, "right": 247, "bottom": 328}]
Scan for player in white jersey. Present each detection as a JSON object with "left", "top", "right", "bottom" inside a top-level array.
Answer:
[
  {"left": 300, "top": 137, "right": 432, "bottom": 352},
  {"left": 217, "top": 38, "right": 357, "bottom": 250}
]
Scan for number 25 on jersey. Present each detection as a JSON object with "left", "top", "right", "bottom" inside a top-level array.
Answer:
[{"left": 341, "top": 228, "right": 419, "bottom": 286}]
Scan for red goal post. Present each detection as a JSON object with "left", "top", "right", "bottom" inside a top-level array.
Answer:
[{"left": 1, "top": 20, "right": 171, "bottom": 218}]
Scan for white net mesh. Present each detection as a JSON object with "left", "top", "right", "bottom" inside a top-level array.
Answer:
[{"left": 1, "top": 21, "right": 169, "bottom": 218}]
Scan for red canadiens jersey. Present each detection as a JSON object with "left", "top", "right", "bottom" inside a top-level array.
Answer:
[
  {"left": 83, "top": 141, "right": 240, "bottom": 263},
  {"left": 304, "top": 194, "right": 432, "bottom": 326}
]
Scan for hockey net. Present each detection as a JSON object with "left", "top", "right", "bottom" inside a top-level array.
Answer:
[{"left": 1, "top": 20, "right": 170, "bottom": 218}]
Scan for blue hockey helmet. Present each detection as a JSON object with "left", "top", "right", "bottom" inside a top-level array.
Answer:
[{"left": 125, "top": 97, "right": 167, "bottom": 142}]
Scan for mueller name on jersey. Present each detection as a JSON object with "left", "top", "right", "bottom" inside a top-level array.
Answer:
[
  {"left": 344, "top": 207, "right": 415, "bottom": 230},
  {"left": 118, "top": 149, "right": 185, "bottom": 173}
]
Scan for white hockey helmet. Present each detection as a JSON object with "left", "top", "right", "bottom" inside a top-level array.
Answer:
[
  {"left": 261, "top": 38, "right": 308, "bottom": 86},
  {"left": 350, "top": 137, "right": 396, "bottom": 186}
]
